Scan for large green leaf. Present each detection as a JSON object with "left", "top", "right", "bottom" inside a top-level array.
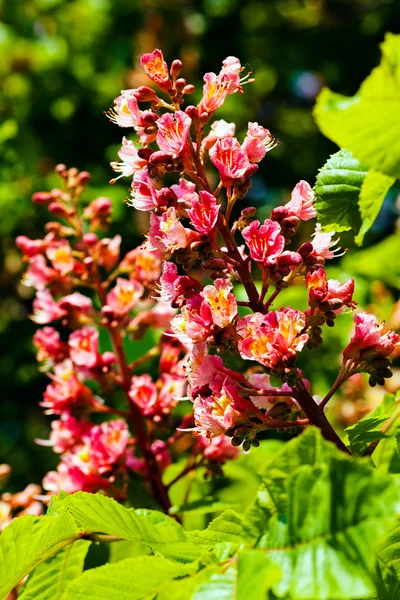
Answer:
[
  {"left": 374, "top": 524, "right": 400, "bottom": 599},
  {"left": 255, "top": 430, "right": 400, "bottom": 599},
  {"left": 314, "top": 33, "right": 400, "bottom": 179},
  {"left": 313, "top": 149, "right": 394, "bottom": 244},
  {"left": 62, "top": 556, "right": 196, "bottom": 600},
  {"left": 314, "top": 149, "right": 367, "bottom": 233},
  {"left": 0, "top": 513, "right": 81, "bottom": 600},
  {"left": 19, "top": 539, "right": 91, "bottom": 600},
  {"left": 54, "top": 493, "right": 208, "bottom": 563},
  {"left": 237, "top": 550, "right": 281, "bottom": 600}
]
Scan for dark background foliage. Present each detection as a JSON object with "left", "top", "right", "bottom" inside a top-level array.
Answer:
[{"left": 1, "top": 0, "right": 399, "bottom": 490}]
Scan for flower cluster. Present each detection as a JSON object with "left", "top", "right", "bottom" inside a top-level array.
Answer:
[{"left": 15, "top": 48, "right": 399, "bottom": 512}]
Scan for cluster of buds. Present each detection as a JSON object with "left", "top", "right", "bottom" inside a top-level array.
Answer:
[{"left": 15, "top": 49, "right": 399, "bottom": 511}]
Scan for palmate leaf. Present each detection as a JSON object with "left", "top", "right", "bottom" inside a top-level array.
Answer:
[
  {"left": 254, "top": 429, "right": 400, "bottom": 600},
  {"left": 313, "top": 149, "right": 394, "bottom": 244},
  {"left": 314, "top": 33, "right": 400, "bottom": 179},
  {"left": 62, "top": 556, "right": 197, "bottom": 600},
  {"left": 0, "top": 512, "right": 81, "bottom": 600},
  {"left": 19, "top": 539, "right": 91, "bottom": 600}
]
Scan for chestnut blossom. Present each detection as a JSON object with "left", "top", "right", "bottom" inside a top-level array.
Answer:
[
  {"left": 129, "top": 374, "right": 158, "bottom": 416},
  {"left": 201, "top": 120, "right": 236, "bottom": 154},
  {"left": 120, "top": 245, "right": 163, "bottom": 284},
  {"left": 310, "top": 224, "right": 343, "bottom": 260},
  {"left": 202, "top": 279, "right": 238, "bottom": 329},
  {"left": 285, "top": 181, "right": 316, "bottom": 221},
  {"left": 171, "top": 294, "right": 213, "bottom": 346},
  {"left": 149, "top": 207, "right": 198, "bottom": 252},
  {"left": 193, "top": 384, "right": 252, "bottom": 438},
  {"left": 46, "top": 241, "right": 74, "bottom": 276},
  {"left": 68, "top": 327, "right": 99, "bottom": 369},
  {"left": 110, "top": 137, "right": 147, "bottom": 180},
  {"left": 130, "top": 168, "right": 159, "bottom": 211},
  {"left": 58, "top": 292, "right": 93, "bottom": 314},
  {"left": 343, "top": 312, "right": 399, "bottom": 361},
  {"left": 198, "top": 57, "right": 243, "bottom": 116},
  {"left": 210, "top": 137, "right": 257, "bottom": 187},
  {"left": 16, "top": 233, "right": 53, "bottom": 258},
  {"left": 140, "top": 49, "right": 170, "bottom": 89},
  {"left": 306, "top": 268, "right": 355, "bottom": 312},
  {"left": 241, "top": 219, "right": 285, "bottom": 265},
  {"left": 187, "top": 191, "right": 220, "bottom": 235},
  {"left": 32, "top": 290, "right": 67, "bottom": 324},
  {"left": 106, "top": 278, "right": 143, "bottom": 316},
  {"left": 95, "top": 235, "right": 122, "bottom": 270},
  {"left": 237, "top": 309, "right": 309, "bottom": 371},
  {"left": 195, "top": 434, "right": 240, "bottom": 463},
  {"left": 242, "top": 122, "right": 279, "bottom": 163},
  {"left": 23, "top": 255, "right": 58, "bottom": 290},
  {"left": 33, "top": 327, "right": 67, "bottom": 365},
  {"left": 83, "top": 197, "right": 112, "bottom": 229},
  {"left": 156, "top": 111, "right": 191, "bottom": 158},
  {"left": 41, "top": 359, "right": 95, "bottom": 414},
  {"left": 107, "top": 90, "right": 158, "bottom": 143},
  {"left": 159, "top": 261, "right": 201, "bottom": 306}
]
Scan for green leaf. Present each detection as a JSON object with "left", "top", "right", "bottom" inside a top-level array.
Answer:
[
  {"left": 355, "top": 170, "right": 395, "bottom": 244},
  {"left": 346, "top": 393, "right": 400, "bottom": 456},
  {"left": 62, "top": 556, "right": 196, "bottom": 600},
  {"left": 256, "top": 429, "right": 400, "bottom": 599},
  {"left": 169, "top": 498, "right": 238, "bottom": 516},
  {"left": 237, "top": 550, "right": 281, "bottom": 600},
  {"left": 108, "top": 540, "right": 152, "bottom": 563},
  {"left": 188, "top": 510, "right": 244, "bottom": 545},
  {"left": 374, "top": 524, "right": 400, "bottom": 599},
  {"left": 54, "top": 493, "right": 208, "bottom": 563},
  {"left": 191, "top": 566, "right": 237, "bottom": 600},
  {"left": 19, "top": 539, "right": 91, "bottom": 600},
  {"left": 314, "top": 149, "right": 367, "bottom": 233},
  {"left": 314, "top": 150, "right": 394, "bottom": 244},
  {"left": 0, "top": 513, "right": 81, "bottom": 600},
  {"left": 314, "top": 33, "right": 400, "bottom": 179}
]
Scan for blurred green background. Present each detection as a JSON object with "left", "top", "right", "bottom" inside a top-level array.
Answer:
[{"left": 1, "top": 0, "right": 399, "bottom": 492}]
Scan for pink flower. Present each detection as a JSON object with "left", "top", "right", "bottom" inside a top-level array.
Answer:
[
  {"left": 149, "top": 208, "right": 198, "bottom": 252},
  {"left": 310, "top": 224, "right": 343, "bottom": 260},
  {"left": 58, "top": 292, "right": 93, "bottom": 314},
  {"left": 193, "top": 384, "right": 251, "bottom": 438},
  {"left": 46, "top": 241, "right": 74, "bottom": 276},
  {"left": 241, "top": 219, "right": 285, "bottom": 265},
  {"left": 157, "top": 373, "right": 186, "bottom": 415},
  {"left": 170, "top": 178, "right": 197, "bottom": 202},
  {"left": 106, "top": 278, "right": 143, "bottom": 317},
  {"left": 83, "top": 197, "right": 112, "bottom": 229},
  {"left": 41, "top": 360, "right": 95, "bottom": 414},
  {"left": 88, "top": 420, "right": 129, "bottom": 474},
  {"left": 198, "top": 57, "right": 244, "bottom": 116},
  {"left": 285, "top": 181, "right": 316, "bottom": 221},
  {"left": 32, "top": 290, "right": 67, "bottom": 324},
  {"left": 140, "top": 49, "right": 170, "bottom": 89},
  {"left": 43, "top": 463, "right": 109, "bottom": 495},
  {"left": 171, "top": 294, "right": 213, "bottom": 345},
  {"left": 305, "top": 268, "right": 355, "bottom": 312},
  {"left": 343, "top": 312, "right": 399, "bottom": 361},
  {"left": 107, "top": 90, "right": 158, "bottom": 143},
  {"left": 210, "top": 136, "right": 257, "bottom": 187},
  {"left": 16, "top": 233, "right": 53, "bottom": 258},
  {"left": 156, "top": 111, "right": 192, "bottom": 158},
  {"left": 129, "top": 374, "right": 158, "bottom": 416},
  {"left": 33, "top": 327, "right": 67, "bottom": 364},
  {"left": 187, "top": 191, "right": 220, "bottom": 235},
  {"left": 202, "top": 279, "right": 237, "bottom": 329},
  {"left": 237, "top": 308, "right": 309, "bottom": 371},
  {"left": 110, "top": 137, "right": 147, "bottom": 180},
  {"left": 95, "top": 235, "right": 121, "bottom": 270},
  {"left": 130, "top": 168, "right": 159, "bottom": 211},
  {"left": 198, "top": 72, "right": 231, "bottom": 115},
  {"left": 158, "top": 261, "right": 201, "bottom": 306},
  {"left": 242, "top": 122, "right": 279, "bottom": 163},
  {"left": 121, "top": 245, "right": 163, "bottom": 283},
  {"left": 22, "top": 255, "right": 57, "bottom": 290},
  {"left": 201, "top": 120, "right": 236, "bottom": 154},
  {"left": 47, "top": 415, "right": 93, "bottom": 453},
  {"left": 195, "top": 434, "right": 239, "bottom": 462},
  {"left": 69, "top": 327, "right": 99, "bottom": 369},
  {"left": 185, "top": 342, "right": 245, "bottom": 395}
]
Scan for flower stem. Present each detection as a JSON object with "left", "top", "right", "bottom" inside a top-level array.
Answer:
[{"left": 292, "top": 377, "right": 350, "bottom": 454}]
